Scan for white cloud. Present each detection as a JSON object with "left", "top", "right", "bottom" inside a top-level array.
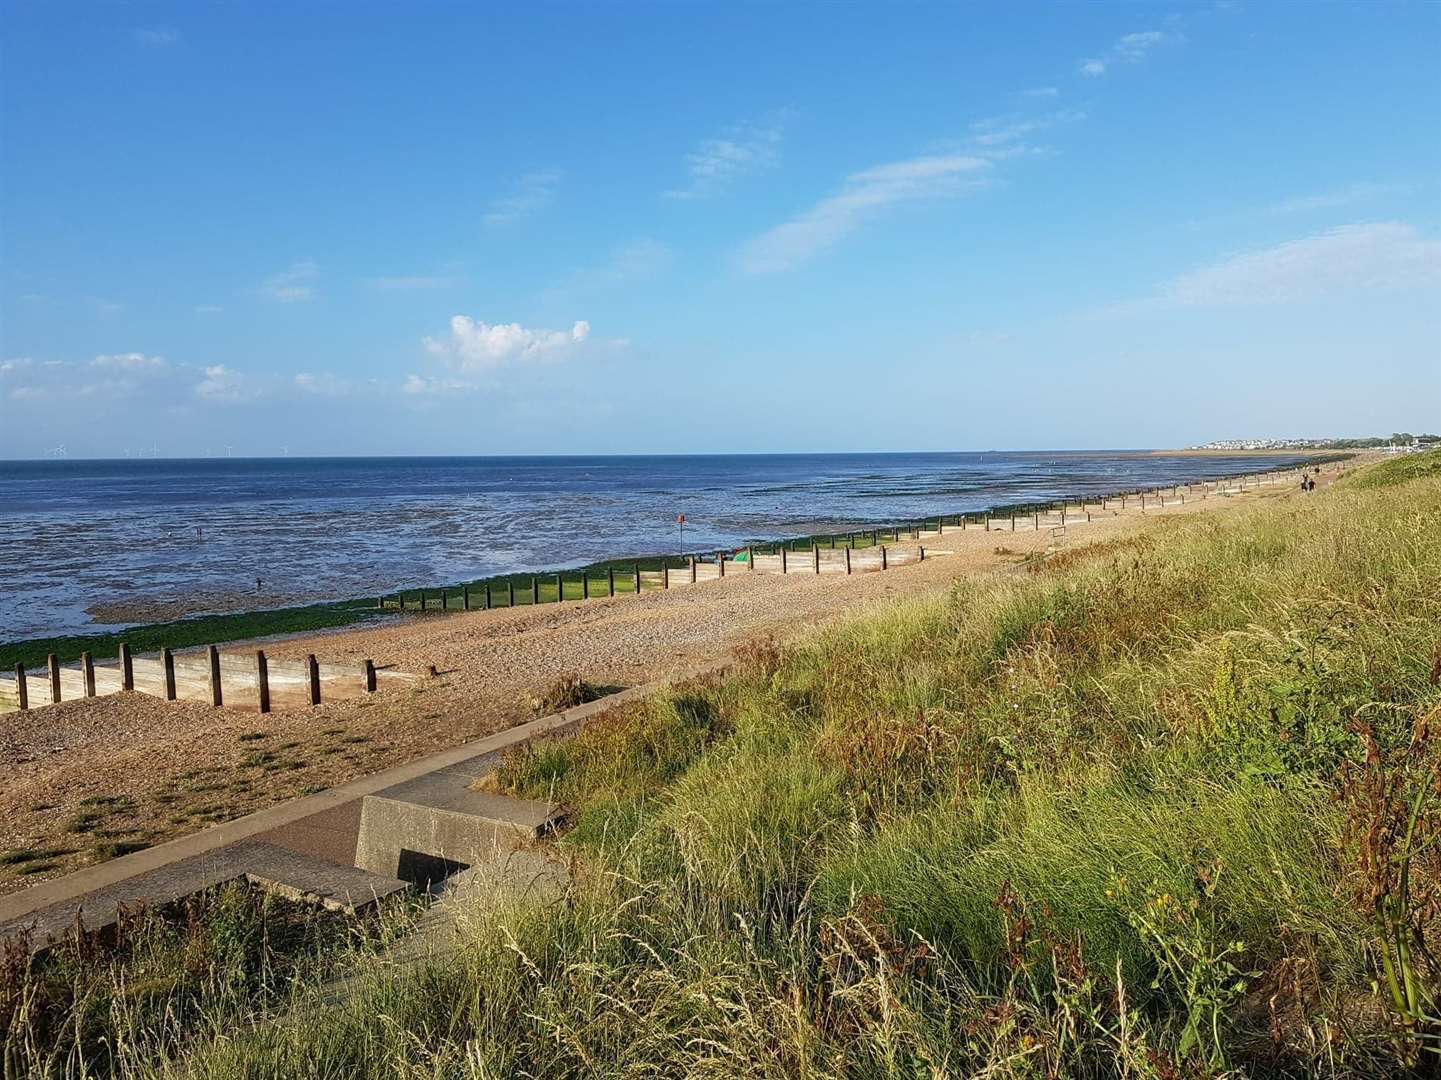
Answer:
[
  {"left": 91, "top": 352, "right": 167, "bottom": 370},
  {"left": 1151, "top": 223, "right": 1441, "bottom": 308},
  {"left": 738, "top": 153, "right": 992, "bottom": 273},
  {"left": 4, "top": 355, "right": 169, "bottom": 401},
  {"left": 665, "top": 117, "right": 786, "bottom": 199},
  {"left": 1022, "top": 86, "right": 1059, "bottom": 99},
  {"left": 194, "top": 364, "right": 254, "bottom": 403},
  {"left": 423, "top": 316, "right": 592, "bottom": 372},
  {"left": 1080, "top": 30, "right": 1171, "bottom": 76},
  {"left": 262, "top": 260, "right": 318, "bottom": 303},
  {"left": 484, "top": 171, "right": 560, "bottom": 226},
  {"left": 134, "top": 27, "right": 179, "bottom": 47}
]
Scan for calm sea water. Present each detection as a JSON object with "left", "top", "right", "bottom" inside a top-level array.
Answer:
[{"left": 0, "top": 452, "right": 1309, "bottom": 640}]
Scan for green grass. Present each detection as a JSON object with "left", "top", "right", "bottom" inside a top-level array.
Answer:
[
  {"left": 9, "top": 453, "right": 1417, "bottom": 1078},
  {"left": 1346, "top": 445, "right": 1441, "bottom": 488}
]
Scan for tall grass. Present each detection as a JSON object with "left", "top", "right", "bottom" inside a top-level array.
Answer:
[{"left": 6, "top": 452, "right": 1440, "bottom": 1078}]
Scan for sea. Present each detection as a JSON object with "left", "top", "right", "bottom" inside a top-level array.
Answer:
[{"left": 0, "top": 451, "right": 1312, "bottom": 641}]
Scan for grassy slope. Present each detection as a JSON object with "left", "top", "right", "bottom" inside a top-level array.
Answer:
[{"left": 5, "top": 452, "right": 1436, "bottom": 1078}]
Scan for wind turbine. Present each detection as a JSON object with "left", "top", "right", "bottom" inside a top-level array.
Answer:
[
  {"left": 224, "top": 445, "right": 234, "bottom": 458},
  {"left": 45, "top": 445, "right": 67, "bottom": 458}
]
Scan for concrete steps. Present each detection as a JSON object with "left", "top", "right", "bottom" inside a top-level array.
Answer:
[{"left": 0, "top": 841, "right": 407, "bottom": 947}]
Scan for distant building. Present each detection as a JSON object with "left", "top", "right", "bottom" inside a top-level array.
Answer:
[{"left": 1190, "top": 435, "right": 1434, "bottom": 453}]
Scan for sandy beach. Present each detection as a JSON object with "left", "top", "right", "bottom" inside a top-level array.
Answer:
[{"left": 0, "top": 463, "right": 1350, "bottom": 893}]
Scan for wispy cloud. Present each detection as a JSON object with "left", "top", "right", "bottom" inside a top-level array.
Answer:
[
  {"left": 134, "top": 27, "right": 179, "bottom": 47},
  {"left": 91, "top": 352, "right": 167, "bottom": 370},
  {"left": 665, "top": 116, "right": 786, "bottom": 199},
  {"left": 1021, "top": 86, "right": 1059, "bottom": 99},
  {"left": 261, "top": 260, "right": 318, "bottom": 303},
  {"left": 738, "top": 153, "right": 993, "bottom": 273},
  {"left": 367, "top": 274, "right": 457, "bottom": 291},
  {"left": 401, "top": 374, "right": 476, "bottom": 397},
  {"left": 969, "top": 108, "right": 1085, "bottom": 149},
  {"left": 1080, "top": 30, "right": 1172, "bottom": 77},
  {"left": 293, "top": 372, "right": 354, "bottom": 396},
  {"left": 484, "top": 171, "right": 561, "bottom": 226},
  {"left": 1268, "top": 182, "right": 1400, "bottom": 215},
  {"left": 555, "top": 238, "right": 673, "bottom": 295},
  {"left": 1143, "top": 222, "right": 1441, "bottom": 308},
  {"left": 423, "top": 316, "right": 591, "bottom": 372},
  {"left": 195, "top": 304, "right": 223, "bottom": 314}
]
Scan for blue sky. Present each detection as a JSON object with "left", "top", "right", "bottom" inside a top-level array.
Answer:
[{"left": 2, "top": 2, "right": 1438, "bottom": 457}]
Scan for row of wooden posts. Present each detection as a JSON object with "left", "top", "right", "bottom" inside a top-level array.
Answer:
[
  {"left": 382, "top": 467, "right": 1303, "bottom": 614},
  {"left": 10, "top": 644, "right": 378, "bottom": 714},
  {"left": 384, "top": 540, "right": 926, "bottom": 613}
]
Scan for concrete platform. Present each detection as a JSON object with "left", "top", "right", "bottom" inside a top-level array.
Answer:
[
  {"left": 355, "top": 782, "right": 564, "bottom": 884},
  {"left": 0, "top": 840, "right": 407, "bottom": 946}
]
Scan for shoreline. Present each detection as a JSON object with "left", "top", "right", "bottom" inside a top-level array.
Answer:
[{"left": 0, "top": 451, "right": 1341, "bottom": 669}]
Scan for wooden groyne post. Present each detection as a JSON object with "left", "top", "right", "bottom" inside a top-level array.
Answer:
[
  {"left": 162, "top": 648, "right": 177, "bottom": 700},
  {"left": 81, "top": 652, "right": 95, "bottom": 698},
  {"left": 307, "top": 654, "right": 321, "bottom": 706},
  {"left": 255, "top": 650, "right": 271, "bottom": 714},
  {"left": 13, "top": 664, "right": 27, "bottom": 711},
  {"left": 363, "top": 658, "right": 377, "bottom": 693},
  {"left": 48, "top": 653, "right": 60, "bottom": 704},
  {"left": 119, "top": 643, "right": 134, "bottom": 692},
  {"left": 207, "top": 645, "right": 223, "bottom": 707}
]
